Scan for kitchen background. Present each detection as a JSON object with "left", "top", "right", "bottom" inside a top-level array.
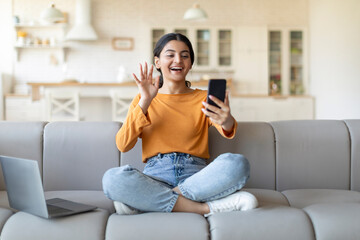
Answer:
[{"left": 0, "top": 0, "right": 360, "bottom": 121}]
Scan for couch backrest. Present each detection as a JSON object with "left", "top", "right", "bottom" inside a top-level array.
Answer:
[
  {"left": 120, "top": 138, "right": 144, "bottom": 170},
  {"left": 1, "top": 120, "right": 359, "bottom": 193},
  {"left": 345, "top": 120, "right": 360, "bottom": 191},
  {"left": 43, "top": 121, "right": 121, "bottom": 191},
  {"left": 0, "top": 121, "right": 46, "bottom": 190},
  {"left": 208, "top": 122, "right": 276, "bottom": 190},
  {"left": 271, "top": 120, "right": 351, "bottom": 191}
]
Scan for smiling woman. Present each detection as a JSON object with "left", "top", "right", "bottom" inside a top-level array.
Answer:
[
  {"left": 102, "top": 32, "right": 258, "bottom": 217},
  {"left": 153, "top": 33, "right": 194, "bottom": 89}
]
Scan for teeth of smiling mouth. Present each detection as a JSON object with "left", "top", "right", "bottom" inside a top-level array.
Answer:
[{"left": 170, "top": 67, "right": 182, "bottom": 70}]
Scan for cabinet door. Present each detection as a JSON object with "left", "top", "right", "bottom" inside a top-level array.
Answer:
[
  {"left": 151, "top": 29, "right": 166, "bottom": 51},
  {"left": 268, "top": 28, "right": 307, "bottom": 96},
  {"left": 5, "top": 96, "right": 44, "bottom": 121},
  {"left": 174, "top": 29, "right": 188, "bottom": 36},
  {"left": 218, "top": 30, "right": 232, "bottom": 67},
  {"left": 230, "top": 96, "right": 314, "bottom": 122},
  {"left": 196, "top": 29, "right": 211, "bottom": 67},
  {"left": 290, "top": 31, "right": 305, "bottom": 95},
  {"left": 269, "top": 31, "right": 282, "bottom": 95}
]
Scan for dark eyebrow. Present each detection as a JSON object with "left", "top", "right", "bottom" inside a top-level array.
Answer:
[{"left": 164, "top": 49, "right": 190, "bottom": 54}]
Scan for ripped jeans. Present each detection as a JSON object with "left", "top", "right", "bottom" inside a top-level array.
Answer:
[{"left": 102, "top": 152, "right": 250, "bottom": 212}]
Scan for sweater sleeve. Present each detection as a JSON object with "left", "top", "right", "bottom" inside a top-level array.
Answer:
[
  {"left": 115, "top": 95, "right": 151, "bottom": 152},
  {"left": 211, "top": 117, "right": 238, "bottom": 139}
]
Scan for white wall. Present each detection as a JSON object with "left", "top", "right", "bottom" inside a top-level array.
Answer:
[
  {"left": 0, "top": 0, "right": 13, "bottom": 75},
  {"left": 0, "top": 0, "right": 13, "bottom": 120},
  {"left": 309, "top": 0, "right": 360, "bottom": 119}
]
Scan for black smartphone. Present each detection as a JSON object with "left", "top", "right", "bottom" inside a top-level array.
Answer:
[{"left": 207, "top": 79, "right": 227, "bottom": 111}]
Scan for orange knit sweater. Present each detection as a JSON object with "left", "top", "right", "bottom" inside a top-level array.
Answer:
[{"left": 116, "top": 89, "right": 237, "bottom": 162}]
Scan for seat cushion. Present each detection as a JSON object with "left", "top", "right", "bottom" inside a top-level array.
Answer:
[
  {"left": 207, "top": 205, "right": 315, "bottom": 240},
  {"left": 1, "top": 209, "right": 109, "bottom": 240},
  {"left": 0, "top": 208, "right": 13, "bottom": 232},
  {"left": 244, "top": 188, "right": 289, "bottom": 207},
  {"left": 304, "top": 203, "right": 360, "bottom": 240},
  {"left": 45, "top": 190, "right": 115, "bottom": 213},
  {"left": 106, "top": 212, "right": 209, "bottom": 240},
  {"left": 282, "top": 189, "right": 360, "bottom": 208}
]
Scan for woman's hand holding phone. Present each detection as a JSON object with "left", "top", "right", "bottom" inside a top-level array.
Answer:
[
  {"left": 202, "top": 91, "right": 235, "bottom": 132},
  {"left": 133, "top": 62, "right": 160, "bottom": 114}
]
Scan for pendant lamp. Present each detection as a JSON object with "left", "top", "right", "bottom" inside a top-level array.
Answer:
[
  {"left": 183, "top": 3, "right": 208, "bottom": 21},
  {"left": 40, "top": 4, "right": 64, "bottom": 24}
]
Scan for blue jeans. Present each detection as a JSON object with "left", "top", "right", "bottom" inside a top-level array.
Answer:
[{"left": 102, "top": 152, "right": 250, "bottom": 212}]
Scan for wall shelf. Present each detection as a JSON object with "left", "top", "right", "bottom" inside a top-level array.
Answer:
[
  {"left": 14, "top": 23, "right": 67, "bottom": 29},
  {"left": 14, "top": 45, "right": 68, "bottom": 62},
  {"left": 13, "top": 23, "right": 68, "bottom": 63}
]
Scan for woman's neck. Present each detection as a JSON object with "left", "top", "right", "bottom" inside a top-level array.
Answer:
[{"left": 158, "top": 80, "right": 192, "bottom": 94}]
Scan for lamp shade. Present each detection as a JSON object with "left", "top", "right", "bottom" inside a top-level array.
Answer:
[
  {"left": 40, "top": 4, "right": 64, "bottom": 24},
  {"left": 183, "top": 4, "right": 208, "bottom": 21}
]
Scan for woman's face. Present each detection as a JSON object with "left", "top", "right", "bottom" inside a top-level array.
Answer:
[{"left": 155, "top": 40, "right": 192, "bottom": 83}]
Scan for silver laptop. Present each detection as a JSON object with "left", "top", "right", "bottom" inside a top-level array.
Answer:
[{"left": 0, "top": 155, "right": 97, "bottom": 218}]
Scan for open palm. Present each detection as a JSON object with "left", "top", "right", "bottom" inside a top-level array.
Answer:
[{"left": 133, "top": 62, "right": 160, "bottom": 102}]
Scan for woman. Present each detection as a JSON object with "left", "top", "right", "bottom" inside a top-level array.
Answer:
[{"left": 102, "top": 33, "right": 258, "bottom": 216}]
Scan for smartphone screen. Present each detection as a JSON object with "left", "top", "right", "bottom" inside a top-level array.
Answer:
[{"left": 207, "top": 79, "right": 227, "bottom": 110}]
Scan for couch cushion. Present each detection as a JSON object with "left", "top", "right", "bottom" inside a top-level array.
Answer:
[
  {"left": 244, "top": 188, "right": 289, "bottom": 207},
  {"left": 0, "top": 208, "right": 13, "bottom": 232},
  {"left": 43, "top": 122, "right": 121, "bottom": 191},
  {"left": 45, "top": 190, "right": 115, "bottom": 213},
  {"left": 1, "top": 209, "right": 109, "bottom": 240},
  {"left": 0, "top": 191, "right": 9, "bottom": 208},
  {"left": 0, "top": 122, "right": 46, "bottom": 190},
  {"left": 209, "top": 122, "right": 276, "bottom": 189},
  {"left": 271, "top": 120, "right": 351, "bottom": 191},
  {"left": 304, "top": 203, "right": 360, "bottom": 240},
  {"left": 344, "top": 120, "right": 360, "bottom": 191},
  {"left": 120, "top": 138, "right": 144, "bottom": 171},
  {"left": 106, "top": 212, "right": 209, "bottom": 240},
  {"left": 282, "top": 189, "right": 360, "bottom": 209},
  {"left": 207, "top": 205, "right": 315, "bottom": 240}
]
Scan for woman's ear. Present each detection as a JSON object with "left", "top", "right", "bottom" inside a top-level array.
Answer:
[{"left": 154, "top": 57, "right": 161, "bottom": 69}]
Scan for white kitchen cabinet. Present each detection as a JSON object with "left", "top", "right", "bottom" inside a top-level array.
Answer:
[
  {"left": 234, "top": 26, "right": 268, "bottom": 95},
  {"left": 268, "top": 27, "right": 308, "bottom": 96},
  {"left": 230, "top": 96, "right": 314, "bottom": 122},
  {"left": 5, "top": 95, "right": 45, "bottom": 121},
  {"left": 151, "top": 27, "right": 233, "bottom": 71}
]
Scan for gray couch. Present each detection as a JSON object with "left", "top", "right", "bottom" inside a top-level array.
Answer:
[{"left": 0, "top": 120, "right": 359, "bottom": 240}]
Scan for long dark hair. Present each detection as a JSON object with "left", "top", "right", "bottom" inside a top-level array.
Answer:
[{"left": 153, "top": 33, "right": 194, "bottom": 88}]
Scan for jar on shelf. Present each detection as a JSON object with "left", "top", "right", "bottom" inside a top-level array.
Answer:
[
  {"left": 34, "top": 38, "right": 42, "bottom": 46},
  {"left": 16, "top": 31, "right": 27, "bottom": 46}
]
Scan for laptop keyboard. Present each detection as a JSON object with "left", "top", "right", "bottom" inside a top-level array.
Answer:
[{"left": 47, "top": 204, "right": 73, "bottom": 215}]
